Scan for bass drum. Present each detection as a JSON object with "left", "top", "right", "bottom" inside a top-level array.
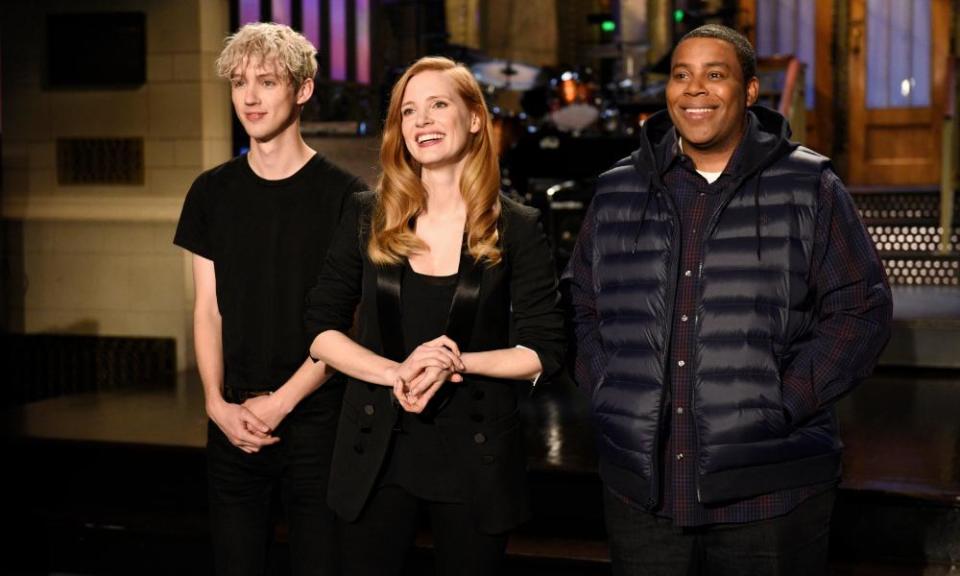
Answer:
[
  {"left": 549, "top": 70, "right": 600, "bottom": 132},
  {"left": 491, "top": 108, "right": 523, "bottom": 157},
  {"left": 555, "top": 71, "right": 595, "bottom": 106}
]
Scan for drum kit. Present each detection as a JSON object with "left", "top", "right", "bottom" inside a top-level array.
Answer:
[
  {"left": 467, "top": 56, "right": 667, "bottom": 269},
  {"left": 470, "top": 59, "right": 613, "bottom": 156},
  {"left": 468, "top": 55, "right": 669, "bottom": 157}
]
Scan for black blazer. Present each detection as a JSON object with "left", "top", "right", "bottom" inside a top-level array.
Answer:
[{"left": 305, "top": 191, "right": 565, "bottom": 534}]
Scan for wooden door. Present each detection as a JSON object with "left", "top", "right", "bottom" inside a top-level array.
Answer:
[
  {"left": 738, "top": 0, "right": 834, "bottom": 155},
  {"left": 847, "top": 0, "right": 951, "bottom": 186}
]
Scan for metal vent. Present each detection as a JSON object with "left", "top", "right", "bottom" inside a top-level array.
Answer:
[
  {"left": 867, "top": 225, "right": 960, "bottom": 253},
  {"left": 57, "top": 138, "right": 144, "bottom": 185},
  {"left": 4, "top": 334, "right": 176, "bottom": 404},
  {"left": 855, "top": 191, "right": 960, "bottom": 224},
  {"left": 882, "top": 258, "right": 960, "bottom": 286}
]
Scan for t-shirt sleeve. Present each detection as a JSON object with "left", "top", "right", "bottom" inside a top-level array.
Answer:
[
  {"left": 173, "top": 172, "right": 214, "bottom": 260},
  {"left": 348, "top": 175, "right": 369, "bottom": 195},
  {"left": 304, "top": 191, "right": 368, "bottom": 337},
  {"left": 336, "top": 175, "right": 369, "bottom": 222}
]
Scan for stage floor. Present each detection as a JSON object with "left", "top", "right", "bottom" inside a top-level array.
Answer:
[
  {"left": 8, "top": 364, "right": 959, "bottom": 504},
  {"left": 882, "top": 286, "right": 960, "bottom": 368},
  {"left": 7, "top": 364, "right": 959, "bottom": 574}
]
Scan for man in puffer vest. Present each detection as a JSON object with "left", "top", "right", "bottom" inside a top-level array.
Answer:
[{"left": 564, "top": 24, "right": 892, "bottom": 575}]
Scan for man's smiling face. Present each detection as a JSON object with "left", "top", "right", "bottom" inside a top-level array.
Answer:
[{"left": 666, "top": 37, "right": 759, "bottom": 160}]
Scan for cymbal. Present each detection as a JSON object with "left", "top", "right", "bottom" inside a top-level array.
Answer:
[
  {"left": 471, "top": 60, "right": 542, "bottom": 91},
  {"left": 550, "top": 103, "right": 600, "bottom": 132}
]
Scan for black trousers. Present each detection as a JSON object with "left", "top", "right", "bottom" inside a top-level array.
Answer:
[
  {"left": 603, "top": 486, "right": 836, "bottom": 576},
  {"left": 341, "top": 484, "right": 508, "bottom": 576},
  {"left": 207, "top": 384, "right": 343, "bottom": 576}
]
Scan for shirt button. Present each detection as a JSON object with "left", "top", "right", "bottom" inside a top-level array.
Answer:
[
  {"left": 677, "top": 406, "right": 684, "bottom": 415},
  {"left": 684, "top": 270, "right": 692, "bottom": 277},
  {"left": 680, "top": 314, "right": 689, "bottom": 322},
  {"left": 676, "top": 453, "right": 684, "bottom": 460},
  {"left": 677, "top": 360, "right": 686, "bottom": 367},
  {"left": 363, "top": 404, "right": 375, "bottom": 416}
]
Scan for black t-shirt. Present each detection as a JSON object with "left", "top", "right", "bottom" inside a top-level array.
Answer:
[{"left": 174, "top": 153, "right": 366, "bottom": 391}]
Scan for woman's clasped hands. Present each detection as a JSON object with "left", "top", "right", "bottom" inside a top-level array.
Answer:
[{"left": 387, "top": 335, "right": 465, "bottom": 413}]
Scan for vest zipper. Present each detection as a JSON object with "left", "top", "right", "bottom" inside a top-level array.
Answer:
[
  {"left": 690, "top": 172, "right": 764, "bottom": 504},
  {"left": 693, "top": 178, "right": 746, "bottom": 504},
  {"left": 653, "top": 185, "right": 682, "bottom": 509},
  {"left": 692, "top": 261, "right": 704, "bottom": 503}
]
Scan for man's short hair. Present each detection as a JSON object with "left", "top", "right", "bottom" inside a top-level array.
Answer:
[
  {"left": 215, "top": 22, "right": 317, "bottom": 89},
  {"left": 678, "top": 24, "right": 757, "bottom": 82}
]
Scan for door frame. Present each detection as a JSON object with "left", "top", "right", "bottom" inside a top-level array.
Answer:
[{"left": 737, "top": 0, "right": 835, "bottom": 155}]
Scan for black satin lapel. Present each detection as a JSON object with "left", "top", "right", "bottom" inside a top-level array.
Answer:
[
  {"left": 445, "top": 247, "right": 483, "bottom": 350},
  {"left": 376, "top": 263, "right": 405, "bottom": 361}
]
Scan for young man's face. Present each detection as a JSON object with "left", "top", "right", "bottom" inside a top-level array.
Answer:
[
  {"left": 666, "top": 37, "right": 759, "bottom": 158},
  {"left": 229, "top": 55, "right": 312, "bottom": 143}
]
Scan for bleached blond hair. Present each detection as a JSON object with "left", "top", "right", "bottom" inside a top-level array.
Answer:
[{"left": 215, "top": 22, "right": 317, "bottom": 88}]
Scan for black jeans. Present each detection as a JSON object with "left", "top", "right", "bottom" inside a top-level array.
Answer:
[
  {"left": 603, "top": 486, "right": 836, "bottom": 576},
  {"left": 207, "top": 383, "right": 343, "bottom": 576},
  {"left": 341, "top": 484, "right": 508, "bottom": 576}
]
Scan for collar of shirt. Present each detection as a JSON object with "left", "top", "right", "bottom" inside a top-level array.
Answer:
[{"left": 658, "top": 113, "right": 759, "bottom": 188}]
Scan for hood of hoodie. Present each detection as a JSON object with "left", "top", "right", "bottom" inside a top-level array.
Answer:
[
  {"left": 632, "top": 105, "right": 799, "bottom": 190},
  {"left": 625, "top": 105, "right": 804, "bottom": 259}
]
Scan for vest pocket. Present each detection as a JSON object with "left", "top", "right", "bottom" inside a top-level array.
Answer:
[{"left": 768, "top": 364, "right": 789, "bottom": 436}]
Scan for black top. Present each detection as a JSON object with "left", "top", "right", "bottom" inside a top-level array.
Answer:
[
  {"left": 174, "top": 153, "right": 366, "bottom": 391},
  {"left": 305, "top": 192, "right": 567, "bottom": 532},
  {"left": 379, "top": 265, "right": 463, "bottom": 502},
  {"left": 305, "top": 193, "right": 566, "bottom": 382}
]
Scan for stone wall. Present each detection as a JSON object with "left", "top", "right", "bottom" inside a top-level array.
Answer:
[{"left": 1, "top": 0, "right": 232, "bottom": 370}]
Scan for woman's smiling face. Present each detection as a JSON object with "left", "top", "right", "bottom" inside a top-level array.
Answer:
[{"left": 400, "top": 69, "right": 480, "bottom": 169}]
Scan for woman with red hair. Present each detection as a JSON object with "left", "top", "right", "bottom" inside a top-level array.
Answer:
[{"left": 305, "top": 56, "right": 565, "bottom": 575}]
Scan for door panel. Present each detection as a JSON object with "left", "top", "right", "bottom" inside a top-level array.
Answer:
[{"left": 848, "top": 0, "right": 950, "bottom": 185}]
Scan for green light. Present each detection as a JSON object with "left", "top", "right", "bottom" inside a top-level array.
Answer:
[
  {"left": 674, "top": 9, "right": 685, "bottom": 22},
  {"left": 601, "top": 20, "right": 616, "bottom": 32}
]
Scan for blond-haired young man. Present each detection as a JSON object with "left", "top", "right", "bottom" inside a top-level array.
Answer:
[{"left": 175, "top": 23, "right": 365, "bottom": 575}]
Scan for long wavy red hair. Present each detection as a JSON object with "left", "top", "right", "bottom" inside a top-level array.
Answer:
[{"left": 369, "top": 56, "right": 502, "bottom": 266}]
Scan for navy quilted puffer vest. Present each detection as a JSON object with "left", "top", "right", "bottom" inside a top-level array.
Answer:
[{"left": 588, "top": 109, "right": 843, "bottom": 507}]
